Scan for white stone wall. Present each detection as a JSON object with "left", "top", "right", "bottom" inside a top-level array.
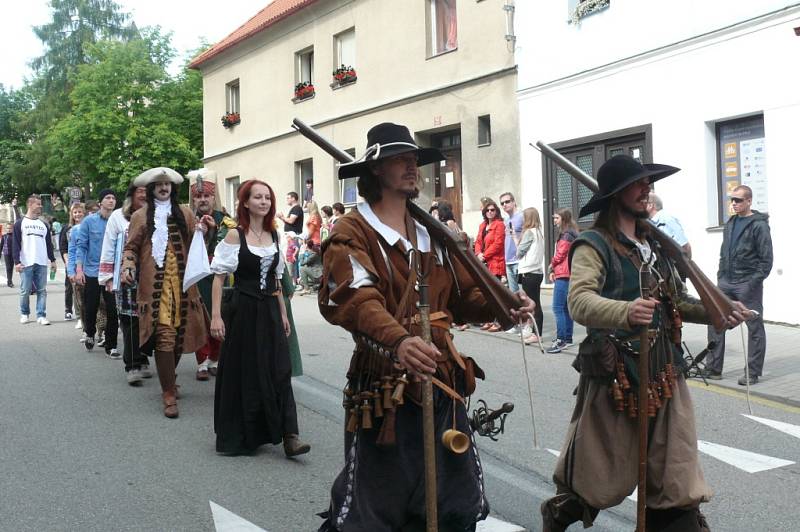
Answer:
[{"left": 517, "top": 1, "right": 800, "bottom": 323}]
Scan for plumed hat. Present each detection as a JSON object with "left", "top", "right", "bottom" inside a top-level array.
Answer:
[{"left": 132, "top": 167, "right": 184, "bottom": 187}]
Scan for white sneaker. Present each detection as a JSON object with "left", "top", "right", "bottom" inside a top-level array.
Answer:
[
  {"left": 139, "top": 364, "right": 153, "bottom": 378},
  {"left": 505, "top": 325, "right": 520, "bottom": 334},
  {"left": 74, "top": 319, "right": 83, "bottom": 329},
  {"left": 20, "top": 314, "right": 30, "bottom": 324},
  {"left": 106, "top": 348, "right": 121, "bottom": 360},
  {"left": 37, "top": 317, "right": 51, "bottom": 326},
  {"left": 522, "top": 324, "right": 533, "bottom": 337},
  {"left": 126, "top": 369, "right": 143, "bottom": 386},
  {"left": 79, "top": 333, "right": 88, "bottom": 343}
]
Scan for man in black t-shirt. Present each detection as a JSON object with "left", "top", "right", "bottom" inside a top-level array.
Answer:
[
  {"left": 277, "top": 191, "right": 304, "bottom": 284},
  {"left": 278, "top": 191, "right": 304, "bottom": 234}
]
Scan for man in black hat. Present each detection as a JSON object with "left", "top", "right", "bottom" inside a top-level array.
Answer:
[
  {"left": 316, "top": 122, "right": 532, "bottom": 531},
  {"left": 540, "top": 155, "right": 750, "bottom": 532},
  {"left": 74, "top": 188, "right": 119, "bottom": 354}
]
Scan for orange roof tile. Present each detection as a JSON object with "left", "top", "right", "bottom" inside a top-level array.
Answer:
[{"left": 189, "top": 0, "right": 319, "bottom": 69}]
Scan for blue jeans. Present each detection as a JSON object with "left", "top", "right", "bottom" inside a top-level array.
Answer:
[
  {"left": 506, "top": 262, "right": 519, "bottom": 293},
  {"left": 552, "top": 278, "right": 573, "bottom": 342},
  {"left": 20, "top": 264, "right": 48, "bottom": 318}
]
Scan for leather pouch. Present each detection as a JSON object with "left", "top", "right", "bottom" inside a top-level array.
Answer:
[{"left": 572, "top": 334, "right": 617, "bottom": 377}]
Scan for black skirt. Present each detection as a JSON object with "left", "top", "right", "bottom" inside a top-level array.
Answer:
[{"left": 214, "top": 288, "right": 298, "bottom": 454}]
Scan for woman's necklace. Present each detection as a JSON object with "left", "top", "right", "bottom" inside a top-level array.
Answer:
[{"left": 251, "top": 227, "right": 266, "bottom": 245}]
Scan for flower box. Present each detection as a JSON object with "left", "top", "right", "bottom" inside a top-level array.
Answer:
[
  {"left": 221, "top": 112, "right": 240, "bottom": 128},
  {"left": 332, "top": 65, "right": 357, "bottom": 86},
  {"left": 294, "top": 81, "right": 315, "bottom": 101}
]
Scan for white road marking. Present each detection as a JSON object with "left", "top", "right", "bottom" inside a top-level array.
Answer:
[
  {"left": 546, "top": 448, "right": 561, "bottom": 457},
  {"left": 697, "top": 440, "right": 795, "bottom": 473},
  {"left": 743, "top": 414, "right": 800, "bottom": 440},
  {"left": 210, "top": 501, "right": 267, "bottom": 532},
  {"left": 477, "top": 515, "right": 525, "bottom": 531}
]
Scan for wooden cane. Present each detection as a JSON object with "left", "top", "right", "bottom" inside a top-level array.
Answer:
[
  {"left": 416, "top": 252, "right": 438, "bottom": 531},
  {"left": 636, "top": 266, "right": 652, "bottom": 532}
]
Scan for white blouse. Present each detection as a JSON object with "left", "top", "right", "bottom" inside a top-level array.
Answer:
[{"left": 211, "top": 240, "right": 284, "bottom": 279}]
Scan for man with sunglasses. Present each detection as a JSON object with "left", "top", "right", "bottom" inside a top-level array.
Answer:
[{"left": 703, "top": 185, "right": 772, "bottom": 385}]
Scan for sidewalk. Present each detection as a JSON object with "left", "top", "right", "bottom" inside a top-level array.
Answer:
[{"left": 475, "top": 288, "right": 800, "bottom": 408}]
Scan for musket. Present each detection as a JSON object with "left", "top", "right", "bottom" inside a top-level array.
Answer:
[
  {"left": 534, "top": 141, "right": 737, "bottom": 333},
  {"left": 291, "top": 117, "right": 521, "bottom": 329}
]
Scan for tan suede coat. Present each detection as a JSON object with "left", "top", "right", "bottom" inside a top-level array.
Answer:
[{"left": 122, "top": 206, "right": 208, "bottom": 355}]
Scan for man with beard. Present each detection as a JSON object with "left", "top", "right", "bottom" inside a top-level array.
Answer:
[
  {"left": 121, "top": 168, "right": 213, "bottom": 418},
  {"left": 99, "top": 184, "right": 152, "bottom": 385},
  {"left": 540, "top": 155, "right": 751, "bottom": 532},
  {"left": 316, "top": 123, "right": 533, "bottom": 531},
  {"left": 189, "top": 175, "right": 236, "bottom": 381}
]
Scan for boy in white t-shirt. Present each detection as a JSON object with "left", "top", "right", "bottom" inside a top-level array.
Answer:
[{"left": 12, "top": 195, "right": 56, "bottom": 325}]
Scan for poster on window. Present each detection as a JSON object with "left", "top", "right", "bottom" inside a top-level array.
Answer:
[{"left": 718, "top": 116, "right": 767, "bottom": 222}]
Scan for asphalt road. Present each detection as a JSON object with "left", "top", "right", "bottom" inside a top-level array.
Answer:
[{"left": 1, "top": 279, "right": 799, "bottom": 531}]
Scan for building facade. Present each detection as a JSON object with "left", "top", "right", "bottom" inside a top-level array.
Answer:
[
  {"left": 191, "top": 0, "right": 520, "bottom": 232},
  {"left": 517, "top": 0, "right": 800, "bottom": 324}
]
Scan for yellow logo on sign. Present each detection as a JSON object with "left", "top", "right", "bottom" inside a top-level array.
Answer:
[
  {"left": 724, "top": 142, "right": 737, "bottom": 158},
  {"left": 725, "top": 162, "right": 738, "bottom": 177}
]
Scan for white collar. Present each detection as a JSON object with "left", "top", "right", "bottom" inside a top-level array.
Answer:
[{"left": 357, "top": 202, "right": 431, "bottom": 253}]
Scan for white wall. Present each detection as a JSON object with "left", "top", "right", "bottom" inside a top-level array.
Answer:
[{"left": 517, "top": 4, "right": 800, "bottom": 323}]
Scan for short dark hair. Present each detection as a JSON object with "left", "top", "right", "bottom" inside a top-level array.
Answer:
[
  {"left": 305, "top": 179, "right": 313, "bottom": 185},
  {"left": 321, "top": 205, "right": 333, "bottom": 217},
  {"left": 332, "top": 202, "right": 345, "bottom": 215},
  {"left": 287, "top": 191, "right": 299, "bottom": 201}
]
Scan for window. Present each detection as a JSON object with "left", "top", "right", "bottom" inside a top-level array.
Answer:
[
  {"left": 335, "top": 29, "right": 355, "bottom": 69},
  {"left": 428, "top": 0, "right": 458, "bottom": 56},
  {"left": 339, "top": 148, "right": 358, "bottom": 206},
  {"left": 296, "top": 47, "right": 314, "bottom": 84},
  {"left": 226, "top": 80, "right": 240, "bottom": 113},
  {"left": 716, "top": 114, "right": 767, "bottom": 224},
  {"left": 295, "top": 159, "right": 313, "bottom": 198},
  {"left": 225, "top": 177, "right": 240, "bottom": 215},
  {"left": 478, "top": 115, "right": 491, "bottom": 146}
]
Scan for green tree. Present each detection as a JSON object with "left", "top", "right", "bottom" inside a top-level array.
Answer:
[
  {"left": 31, "top": 0, "right": 137, "bottom": 96},
  {"left": 0, "top": 86, "right": 35, "bottom": 202},
  {"left": 45, "top": 28, "right": 203, "bottom": 193}
]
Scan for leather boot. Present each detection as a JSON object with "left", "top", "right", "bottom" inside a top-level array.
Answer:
[
  {"left": 283, "top": 434, "right": 310, "bottom": 457},
  {"left": 155, "top": 350, "right": 178, "bottom": 418}
]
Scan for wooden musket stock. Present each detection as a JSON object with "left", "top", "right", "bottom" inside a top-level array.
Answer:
[
  {"left": 292, "top": 117, "right": 520, "bottom": 329},
  {"left": 535, "top": 141, "right": 736, "bottom": 332}
]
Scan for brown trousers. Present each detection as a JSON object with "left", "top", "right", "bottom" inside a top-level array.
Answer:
[{"left": 549, "top": 374, "right": 711, "bottom": 526}]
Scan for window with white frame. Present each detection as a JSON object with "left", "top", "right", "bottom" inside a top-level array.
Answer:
[
  {"left": 296, "top": 47, "right": 314, "bottom": 84},
  {"left": 335, "top": 29, "right": 355, "bottom": 70},
  {"left": 339, "top": 148, "right": 358, "bottom": 206},
  {"left": 226, "top": 80, "right": 240, "bottom": 113},
  {"left": 428, "top": 0, "right": 458, "bottom": 56},
  {"left": 225, "top": 176, "right": 240, "bottom": 215}
]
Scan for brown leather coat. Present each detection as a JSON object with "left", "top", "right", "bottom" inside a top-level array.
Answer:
[
  {"left": 319, "top": 208, "right": 493, "bottom": 386},
  {"left": 122, "top": 206, "right": 208, "bottom": 354}
]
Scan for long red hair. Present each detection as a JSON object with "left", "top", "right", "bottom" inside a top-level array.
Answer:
[{"left": 236, "top": 179, "right": 276, "bottom": 233}]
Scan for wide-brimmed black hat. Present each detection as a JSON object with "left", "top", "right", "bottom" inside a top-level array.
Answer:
[
  {"left": 338, "top": 122, "right": 445, "bottom": 179},
  {"left": 579, "top": 155, "right": 680, "bottom": 217}
]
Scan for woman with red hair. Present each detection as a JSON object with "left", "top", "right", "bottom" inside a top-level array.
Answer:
[{"left": 210, "top": 180, "right": 310, "bottom": 457}]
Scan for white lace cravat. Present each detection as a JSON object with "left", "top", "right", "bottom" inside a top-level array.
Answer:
[{"left": 151, "top": 199, "right": 172, "bottom": 268}]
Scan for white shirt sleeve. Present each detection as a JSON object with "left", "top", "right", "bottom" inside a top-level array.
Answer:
[{"left": 211, "top": 241, "right": 239, "bottom": 274}]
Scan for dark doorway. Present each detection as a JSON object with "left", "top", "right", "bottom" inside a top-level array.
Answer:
[{"left": 542, "top": 125, "right": 651, "bottom": 266}]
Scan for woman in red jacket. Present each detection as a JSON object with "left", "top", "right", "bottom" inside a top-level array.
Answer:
[
  {"left": 546, "top": 208, "right": 579, "bottom": 353},
  {"left": 474, "top": 200, "right": 506, "bottom": 331}
]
